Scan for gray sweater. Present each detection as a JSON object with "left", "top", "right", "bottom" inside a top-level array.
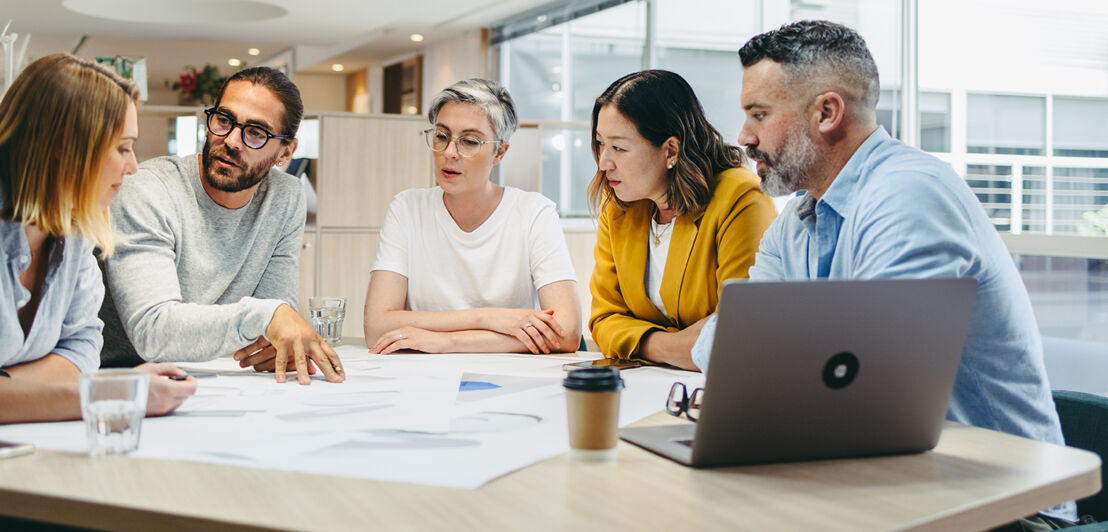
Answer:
[{"left": 100, "top": 155, "right": 305, "bottom": 367}]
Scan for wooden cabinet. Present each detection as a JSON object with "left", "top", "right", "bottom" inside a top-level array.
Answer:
[
  {"left": 317, "top": 231, "right": 380, "bottom": 340},
  {"left": 297, "top": 233, "right": 316, "bottom": 321},
  {"left": 299, "top": 113, "right": 433, "bottom": 340},
  {"left": 315, "top": 115, "right": 432, "bottom": 227}
]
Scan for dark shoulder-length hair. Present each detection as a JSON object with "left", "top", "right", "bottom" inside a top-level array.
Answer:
[{"left": 586, "top": 70, "right": 746, "bottom": 215}]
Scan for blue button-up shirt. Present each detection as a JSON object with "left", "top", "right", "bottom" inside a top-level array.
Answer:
[
  {"left": 691, "top": 128, "right": 1073, "bottom": 520},
  {"left": 1, "top": 210, "right": 104, "bottom": 374}
]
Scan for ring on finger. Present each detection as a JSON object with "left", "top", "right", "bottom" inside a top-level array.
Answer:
[
  {"left": 398, "top": 333, "right": 405, "bottom": 340},
  {"left": 524, "top": 322, "right": 535, "bottom": 328}
]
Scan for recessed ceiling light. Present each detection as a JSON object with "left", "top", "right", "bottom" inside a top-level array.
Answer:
[
  {"left": 331, "top": 64, "right": 345, "bottom": 72},
  {"left": 228, "top": 58, "right": 242, "bottom": 67},
  {"left": 406, "top": 106, "right": 418, "bottom": 115},
  {"left": 247, "top": 48, "right": 260, "bottom": 56},
  {"left": 537, "top": 15, "right": 548, "bottom": 23},
  {"left": 410, "top": 34, "right": 424, "bottom": 43}
]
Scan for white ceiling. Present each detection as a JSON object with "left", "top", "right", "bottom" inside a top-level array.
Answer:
[{"left": 1, "top": 0, "right": 555, "bottom": 90}]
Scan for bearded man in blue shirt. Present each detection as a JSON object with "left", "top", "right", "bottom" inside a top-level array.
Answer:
[{"left": 690, "top": 20, "right": 1075, "bottom": 527}]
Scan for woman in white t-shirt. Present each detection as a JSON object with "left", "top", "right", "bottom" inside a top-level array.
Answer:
[{"left": 366, "top": 79, "right": 581, "bottom": 355}]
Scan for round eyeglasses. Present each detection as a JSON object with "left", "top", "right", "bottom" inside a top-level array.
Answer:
[
  {"left": 666, "top": 382, "right": 704, "bottom": 422},
  {"left": 204, "top": 108, "right": 290, "bottom": 150},
  {"left": 422, "top": 128, "right": 499, "bottom": 158}
]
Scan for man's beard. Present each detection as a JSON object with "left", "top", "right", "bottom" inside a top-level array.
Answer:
[
  {"left": 748, "top": 121, "right": 819, "bottom": 197},
  {"left": 201, "top": 137, "right": 279, "bottom": 193}
]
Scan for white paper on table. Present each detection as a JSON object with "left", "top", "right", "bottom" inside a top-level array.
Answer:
[{"left": 0, "top": 349, "right": 702, "bottom": 489}]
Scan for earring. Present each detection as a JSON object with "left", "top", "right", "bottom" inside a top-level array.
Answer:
[
  {"left": 277, "top": 161, "right": 283, "bottom": 166},
  {"left": 667, "top": 161, "right": 675, "bottom": 169}
]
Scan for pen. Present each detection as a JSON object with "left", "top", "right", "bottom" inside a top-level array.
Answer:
[{"left": 169, "top": 375, "right": 189, "bottom": 381}]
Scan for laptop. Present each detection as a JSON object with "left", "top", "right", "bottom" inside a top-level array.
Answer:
[{"left": 620, "top": 277, "right": 977, "bottom": 467}]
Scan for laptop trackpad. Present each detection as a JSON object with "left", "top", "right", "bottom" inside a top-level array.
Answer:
[{"left": 620, "top": 424, "right": 697, "bottom": 465}]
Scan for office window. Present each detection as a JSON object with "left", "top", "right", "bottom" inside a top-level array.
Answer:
[
  {"left": 1021, "top": 166, "right": 1047, "bottom": 233},
  {"left": 1055, "top": 97, "right": 1108, "bottom": 158},
  {"left": 495, "top": 0, "right": 901, "bottom": 216},
  {"left": 920, "top": 0, "right": 1108, "bottom": 238},
  {"left": 920, "top": 91, "right": 951, "bottom": 153},
  {"left": 1017, "top": 255, "right": 1108, "bottom": 343},
  {"left": 966, "top": 164, "right": 1014, "bottom": 232},
  {"left": 966, "top": 94, "right": 1045, "bottom": 156},
  {"left": 541, "top": 128, "right": 595, "bottom": 216},
  {"left": 1055, "top": 167, "right": 1108, "bottom": 236},
  {"left": 875, "top": 89, "right": 902, "bottom": 142},
  {"left": 503, "top": 33, "right": 562, "bottom": 122},
  {"left": 653, "top": 0, "right": 755, "bottom": 144}
]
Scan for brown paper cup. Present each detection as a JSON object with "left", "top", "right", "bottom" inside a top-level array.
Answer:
[{"left": 565, "top": 389, "right": 622, "bottom": 460}]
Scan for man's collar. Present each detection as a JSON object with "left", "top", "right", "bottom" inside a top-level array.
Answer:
[{"left": 808, "top": 126, "right": 890, "bottom": 217}]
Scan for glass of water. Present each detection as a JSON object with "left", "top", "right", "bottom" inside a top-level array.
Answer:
[
  {"left": 79, "top": 369, "right": 149, "bottom": 456},
  {"left": 310, "top": 296, "right": 347, "bottom": 346}
]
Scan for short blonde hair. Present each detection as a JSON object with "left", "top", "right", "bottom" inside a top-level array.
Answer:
[{"left": 0, "top": 53, "right": 139, "bottom": 256}]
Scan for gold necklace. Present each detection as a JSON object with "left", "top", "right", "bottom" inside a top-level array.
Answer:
[{"left": 651, "top": 218, "right": 673, "bottom": 247}]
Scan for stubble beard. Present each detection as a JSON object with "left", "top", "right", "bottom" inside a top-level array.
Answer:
[{"left": 750, "top": 121, "right": 819, "bottom": 197}]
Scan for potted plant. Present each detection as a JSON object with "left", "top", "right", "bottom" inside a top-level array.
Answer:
[{"left": 168, "top": 64, "right": 227, "bottom": 106}]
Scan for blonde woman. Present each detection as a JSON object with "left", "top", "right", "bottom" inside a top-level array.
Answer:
[
  {"left": 0, "top": 53, "right": 195, "bottom": 423},
  {"left": 366, "top": 79, "right": 581, "bottom": 355},
  {"left": 588, "top": 70, "right": 776, "bottom": 370}
]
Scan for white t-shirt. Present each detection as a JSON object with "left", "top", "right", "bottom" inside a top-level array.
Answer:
[
  {"left": 645, "top": 217, "right": 673, "bottom": 320},
  {"left": 371, "top": 186, "right": 577, "bottom": 312}
]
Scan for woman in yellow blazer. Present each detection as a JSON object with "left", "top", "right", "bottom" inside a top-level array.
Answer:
[{"left": 588, "top": 70, "right": 776, "bottom": 370}]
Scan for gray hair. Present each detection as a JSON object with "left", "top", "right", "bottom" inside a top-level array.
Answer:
[
  {"left": 427, "top": 78, "right": 519, "bottom": 141},
  {"left": 738, "top": 20, "right": 880, "bottom": 112}
]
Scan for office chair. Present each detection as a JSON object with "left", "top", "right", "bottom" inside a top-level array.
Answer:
[{"left": 1054, "top": 390, "right": 1108, "bottom": 531}]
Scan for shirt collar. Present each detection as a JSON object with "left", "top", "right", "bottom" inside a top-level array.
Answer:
[
  {"left": 0, "top": 187, "right": 27, "bottom": 262},
  {"left": 806, "top": 126, "right": 890, "bottom": 218}
]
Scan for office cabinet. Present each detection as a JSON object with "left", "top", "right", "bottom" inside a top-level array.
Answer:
[
  {"left": 297, "top": 233, "right": 315, "bottom": 320},
  {"left": 300, "top": 113, "right": 434, "bottom": 340}
]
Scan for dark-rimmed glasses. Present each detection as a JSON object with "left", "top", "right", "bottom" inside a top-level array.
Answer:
[
  {"left": 204, "top": 108, "right": 290, "bottom": 150},
  {"left": 666, "top": 382, "right": 704, "bottom": 422},
  {"left": 422, "top": 128, "right": 499, "bottom": 158}
]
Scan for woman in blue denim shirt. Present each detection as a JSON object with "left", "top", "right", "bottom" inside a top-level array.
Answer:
[{"left": 0, "top": 53, "right": 196, "bottom": 423}]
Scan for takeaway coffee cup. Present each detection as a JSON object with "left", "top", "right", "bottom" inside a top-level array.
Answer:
[{"left": 563, "top": 367, "right": 625, "bottom": 461}]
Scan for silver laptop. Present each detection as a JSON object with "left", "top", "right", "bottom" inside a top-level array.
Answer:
[{"left": 621, "top": 277, "right": 977, "bottom": 468}]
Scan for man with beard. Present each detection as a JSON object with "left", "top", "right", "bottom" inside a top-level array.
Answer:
[
  {"left": 691, "top": 21, "right": 1074, "bottom": 528},
  {"left": 100, "top": 67, "right": 344, "bottom": 386}
]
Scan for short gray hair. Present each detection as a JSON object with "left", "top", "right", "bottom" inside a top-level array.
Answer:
[
  {"left": 427, "top": 78, "right": 519, "bottom": 141},
  {"left": 738, "top": 20, "right": 880, "bottom": 112}
]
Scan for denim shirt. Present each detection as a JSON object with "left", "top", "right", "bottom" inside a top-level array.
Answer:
[
  {"left": 0, "top": 211, "right": 104, "bottom": 374},
  {"left": 691, "top": 129, "right": 1074, "bottom": 520}
]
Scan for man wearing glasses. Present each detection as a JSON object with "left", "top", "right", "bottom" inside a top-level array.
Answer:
[{"left": 100, "top": 67, "right": 345, "bottom": 386}]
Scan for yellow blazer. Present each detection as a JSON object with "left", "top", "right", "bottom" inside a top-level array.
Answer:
[{"left": 589, "top": 167, "right": 776, "bottom": 360}]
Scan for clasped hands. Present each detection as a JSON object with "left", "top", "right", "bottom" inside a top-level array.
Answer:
[{"left": 370, "top": 308, "right": 568, "bottom": 355}]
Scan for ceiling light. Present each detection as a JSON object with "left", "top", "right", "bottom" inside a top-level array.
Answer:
[
  {"left": 331, "top": 64, "right": 345, "bottom": 72},
  {"left": 406, "top": 106, "right": 418, "bottom": 115},
  {"left": 247, "top": 48, "right": 260, "bottom": 56},
  {"left": 410, "top": 34, "right": 424, "bottom": 42},
  {"left": 228, "top": 58, "right": 242, "bottom": 67},
  {"left": 537, "top": 15, "right": 548, "bottom": 23}
]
